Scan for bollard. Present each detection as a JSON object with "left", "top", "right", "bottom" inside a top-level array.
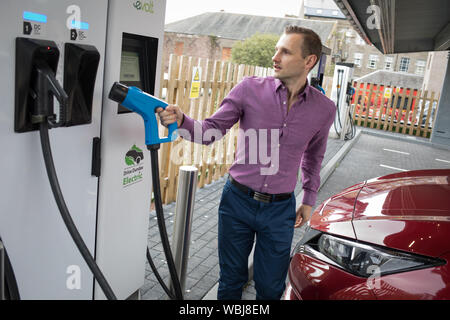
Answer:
[{"left": 170, "top": 166, "right": 198, "bottom": 294}]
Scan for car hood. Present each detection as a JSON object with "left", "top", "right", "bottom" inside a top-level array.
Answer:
[{"left": 310, "top": 169, "right": 450, "bottom": 257}]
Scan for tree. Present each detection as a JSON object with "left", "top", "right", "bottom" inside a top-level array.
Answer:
[{"left": 231, "top": 33, "right": 279, "bottom": 68}]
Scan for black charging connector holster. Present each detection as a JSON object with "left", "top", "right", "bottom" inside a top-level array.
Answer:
[
  {"left": 15, "top": 38, "right": 99, "bottom": 132},
  {"left": 64, "top": 43, "right": 100, "bottom": 127},
  {"left": 15, "top": 38, "right": 67, "bottom": 132}
]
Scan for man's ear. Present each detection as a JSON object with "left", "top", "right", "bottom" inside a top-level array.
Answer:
[{"left": 306, "top": 54, "right": 318, "bottom": 71}]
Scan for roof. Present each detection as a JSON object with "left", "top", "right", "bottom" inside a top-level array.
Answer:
[
  {"left": 305, "top": 0, "right": 342, "bottom": 10},
  {"left": 304, "top": 6, "right": 346, "bottom": 19},
  {"left": 332, "top": 0, "right": 450, "bottom": 53},
  {"left": 165, "top": 11, "right": 336, "bottom": 46},
  {"left": 354, "top": 70, "right": 424, "bottom": 89}
]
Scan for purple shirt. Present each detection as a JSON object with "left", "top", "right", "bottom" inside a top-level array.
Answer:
[{"left": 179, "top": 76, "right": 336, "bottom": 206}]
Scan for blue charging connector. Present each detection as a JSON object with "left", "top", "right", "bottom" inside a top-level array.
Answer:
[{"left": 109, "top": 83, "right": 178, "bottom": 146}]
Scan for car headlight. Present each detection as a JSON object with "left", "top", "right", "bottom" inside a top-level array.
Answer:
[{"left": 293, "top": 232, "right": 445, "bottom": 278}]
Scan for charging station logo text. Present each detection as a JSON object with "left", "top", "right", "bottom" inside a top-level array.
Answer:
[
  {"left": 123, "top": 145, "right": 144, "bottom": 188},
  {"left": 133, "top": 0, "right": 154, "bottom": 13}
]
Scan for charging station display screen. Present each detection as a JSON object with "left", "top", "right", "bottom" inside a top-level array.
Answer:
[
  {"left": 120, "top": 51, "right": 141, "bottom": 85},
  {"left": 118, "top": 50, "right": 142, "bottom": 114},
  {"left": 117, "top": 33, "right": 158, "bottom": 114}
]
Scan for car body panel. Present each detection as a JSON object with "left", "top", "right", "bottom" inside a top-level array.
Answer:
[
  {"left": 286, "top": 169, "right": 450, "bottom": 300},
  {"left": 353, "top": 170, "right": 450, "bottom": 257},
  {"left": 372, "top": 253, "right": 450, "bottom": 300},
  {"left": 287, "top": 253, "right": 377, "bottom": 300},
  {"left": 310, "top": 182, "right": 364, "bottom": 239}
]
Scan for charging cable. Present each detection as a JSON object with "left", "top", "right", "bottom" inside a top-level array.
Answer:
[
  {"left": 0, "top": 237, "right": 20, "bottom": 300},
  {"left": 33, "top": 61, "right": 117, "bottom": 300},
  {"left": 146, "top": 144, "right": 183, "bottom": 300}
]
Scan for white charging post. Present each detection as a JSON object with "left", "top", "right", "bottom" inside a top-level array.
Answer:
[
  {"left": 0, "top": 0, "right": 167, "bottom": 300},
  {"left": 331, "top": 62, "right": 354, "bottom": 140}
]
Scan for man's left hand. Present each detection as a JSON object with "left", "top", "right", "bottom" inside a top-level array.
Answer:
[{"left": 294, "top": 204, "right": 313, "bottom": 228}]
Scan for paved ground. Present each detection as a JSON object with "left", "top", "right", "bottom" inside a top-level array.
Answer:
[
  {"left": 314, "top": 131, "right": 450, "bottom": 207},
  {"left": 140, "top": 129, "right": 450, "bottom": 300}
]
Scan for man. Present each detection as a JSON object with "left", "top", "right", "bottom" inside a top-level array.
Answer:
[{"left": 157, "top": 26, "right": 336, "bottom": 300}]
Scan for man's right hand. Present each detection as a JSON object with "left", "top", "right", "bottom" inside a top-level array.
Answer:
[{"left": 156, "top": 105, "right": 184, "bottom": 127}]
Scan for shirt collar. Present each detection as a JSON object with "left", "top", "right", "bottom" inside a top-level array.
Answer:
[{"left": 275, "top": 78, "right": 310, "bottom": 99}]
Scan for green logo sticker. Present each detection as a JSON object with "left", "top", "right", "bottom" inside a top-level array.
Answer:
[
  {"left": 133, "top": 0, "right": 154, "bottom": 13},
  {"left": 123, "top": 145, "right": 145, "bottom": 188},
  {"left": 125, "top": 144, "right": 144, "bottom": 166}
]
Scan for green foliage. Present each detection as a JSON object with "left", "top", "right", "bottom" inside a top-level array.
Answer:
[{"left": 231, "top": 33, "right": 279, "bottom": 68}]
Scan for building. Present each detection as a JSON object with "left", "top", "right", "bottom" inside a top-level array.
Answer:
[
  {"left": 301, "top": 0, "right": 429, "bottom": 80},
  {"left": 421, "top": 51, "right": 449, "bottom": 95},
  {"left": 163, "top": 11, "right": 335, "bottom": 72}
]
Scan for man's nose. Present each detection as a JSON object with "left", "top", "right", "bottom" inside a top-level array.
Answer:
[{"left": 272, "top": 52, "right": 280, "bottom": 62}]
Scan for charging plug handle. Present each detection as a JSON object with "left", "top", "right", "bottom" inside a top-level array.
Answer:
[{"left": 32, "top": 60, "right": 68, "bottom": 128}]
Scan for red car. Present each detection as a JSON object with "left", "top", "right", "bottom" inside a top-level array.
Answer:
[{"left": 284, "top": 169, "right": 450, "bottom": 300}]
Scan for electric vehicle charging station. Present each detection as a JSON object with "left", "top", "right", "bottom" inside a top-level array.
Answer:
[
  {"left": 0, "top": 0, "right": 172, "bottom": 300},
  {"left": 95, "top": 0, "right": 168, "bottom": 300},
  {"left": 330, "top": 62, "right": 356, "bottom": 140}
]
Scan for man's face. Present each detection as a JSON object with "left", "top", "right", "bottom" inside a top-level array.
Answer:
[{"left": 272, "top": 33, "right": 316, "bottom": 82}]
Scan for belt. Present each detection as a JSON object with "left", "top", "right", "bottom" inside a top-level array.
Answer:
[{"left": 228, "top": 176, "right": 292, "bottom": 203}]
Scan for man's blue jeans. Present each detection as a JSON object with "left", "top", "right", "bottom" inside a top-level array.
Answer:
[{"left": 217, "top": 178, "right": 296, "bottom": 300}]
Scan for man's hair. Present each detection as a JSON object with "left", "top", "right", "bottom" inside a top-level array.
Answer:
[{"left": 284, "top": 25, "right": 322, "bottom": 69}]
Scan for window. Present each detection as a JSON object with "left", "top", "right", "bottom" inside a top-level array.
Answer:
[
  {"left": 174, "top": 41, "right": 184, "bottom": 55},
  {"left": 399, "top": 57, "right": 410, "bottom": 72},
  {"left": 367, "top": 54, "right": 378, "bottom": 69},
  {"left": 415, "top": 60, "right": 426, "bottom": 75},
  {"left": 354, "top": 53, "right": 363, "bottom": 67},
  {"left": 384, "top": 56, "right": 394, "bottom": 71}
]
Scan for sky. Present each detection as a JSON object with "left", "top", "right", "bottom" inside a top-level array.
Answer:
[{"left": 165, "top": 0, "right": 301, "bottom": 24}]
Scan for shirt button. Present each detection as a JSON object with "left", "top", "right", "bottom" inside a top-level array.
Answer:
[
  {"left": 284, "top": 123, "right": 287, "bottom": 127},
  {"left": 283, "top": 101, "right": 287, "bottom": 105},
  {"left": 264, "top": 184, "right": 268, "bottom": 187}
]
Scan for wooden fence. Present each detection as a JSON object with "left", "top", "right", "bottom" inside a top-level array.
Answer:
[
  {"left": 157, "top": 54, "right": 274, "bottom": 204},
  {"left": 351, "top": 81, "right": 440, "bottom": 137}
]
